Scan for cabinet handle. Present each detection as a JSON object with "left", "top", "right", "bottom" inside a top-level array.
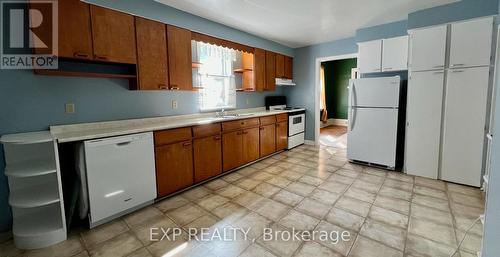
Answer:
[
  {"left": 94, "top": 55, "right": 108, "bottom": 61},
  {"left": 170, "top": 85, "right": 180, "bottom": 90},
  {"left": 158, "top": 84, "right": 168, "bottom": 90},
  {"left": 73, "top": 52, "right": 89, "bottom": 58},
  {"left": 182, "top": 142, "right": 192, "bottom": 147},
  {"left": 240, "top": 122, "right": 245, "bottom": 125}
]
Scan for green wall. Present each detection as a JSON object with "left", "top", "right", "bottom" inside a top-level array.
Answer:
[{"left": 322, "top": 58, "right": 357, "bottom": 120}]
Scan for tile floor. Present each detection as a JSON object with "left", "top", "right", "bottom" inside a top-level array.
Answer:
[{"left": 1, "top": 144, "right": 485, "bottom": 257}]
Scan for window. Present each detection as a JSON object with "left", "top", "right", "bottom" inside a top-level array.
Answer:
[{"left": 192, "top": 41, "right": 237, "bottom": 111}]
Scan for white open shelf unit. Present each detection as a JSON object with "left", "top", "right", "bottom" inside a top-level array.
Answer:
[{"left": 1, "top": 131, "right": 67, "bottom": 249}]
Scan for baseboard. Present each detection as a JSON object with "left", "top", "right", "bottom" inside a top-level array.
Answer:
[
  {"left": 321, "top": 118, "right": 348, "bottom": 127},
  {"left": 304, "top": 140, "right": 316, "bottom": 145},
  {"left": 0, "top": 230, "right": 12, "bottom": 243}
]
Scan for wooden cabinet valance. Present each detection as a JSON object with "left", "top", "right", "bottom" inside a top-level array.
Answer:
[{"left": 192, "top": 32, "right": 254, "bottom": 53}]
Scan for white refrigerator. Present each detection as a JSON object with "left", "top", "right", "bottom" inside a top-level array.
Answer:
[{"left": 347, "top": 76, "right": 402, "bottom": 169}]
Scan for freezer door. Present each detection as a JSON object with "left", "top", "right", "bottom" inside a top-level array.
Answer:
[
  {"left": 347, "top": 108, "right": 398, "bottom": 167},
  {"left": 349, "top": 77, "right": 401, "bottom": 108}
]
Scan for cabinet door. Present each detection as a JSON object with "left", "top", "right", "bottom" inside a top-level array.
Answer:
[
  {"left": 441, "top": 67, "right": 490, "bottom": 186},
  {"left": 223, "top": 131, "right": 243, "bottom": 171},
  {"left": 276, "top": 54, "right": 285, "bottom": 78},
  {"left": 254, "top": 48, "right": 266, "bottom": 91},
  {"left": 382, "top": 36, "right": 408, "bottom": 72},
  {"left": 449, "top": 17, "right": 493, "bottom": 68},
  {"left": 408, "top": 25, "right": 447, "bottom": 71},
  {"left": 260, "top": 124, "right": 276, "bottom": 157},
  {"left": 167, "top": 25, "right": 193, "bottom": 90},
  {"left": 58, "top": 0, "right": 93, "bottom": 60},
  {"left": 243, "top": 127, "right": 260, "bottom": 164},
  {"left": 155, "top": 140, "right": 194, "bottom": 197},
  {"left": 358, "top": 40, "right": 382, "bottom": 73},
  {"left": 284, "top": 56, "right": 293, "bottom": 79},
  {"left": 90, "top": 6, "right": 136, "bottom": 64},
  {"left": 405, "top": 71, "right": 445, "bottom": 179},
  {"left": 135, "top": 17, "right": 169, "bottom": 90},
  {"left": 265, "top": 51, "right": 276, "bottom": 91},
  {"left": 276, "top": 121, "right": 288, "bottom": 151},
  {"left": 194, "top": 135, "right": 222, "bottom": 183}
]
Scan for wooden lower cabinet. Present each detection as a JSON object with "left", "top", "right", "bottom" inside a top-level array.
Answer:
[
  {"left": 242, "top": 127, "right": 260, "bottom": 163},
  {"left": 276, "top": 121, "right": 288, "bottom": 151},
  {"left": 260, "top": 124, "right": 276, "bottom": 157},
  {"left": 222, "top": 130, "right": 243, "bottom": 172},
  {"left": 194, "top": 135, "right": 222, "bottom": 183},
  {"left": 155, "top": 140, "right": 194, "bottom": 197}
]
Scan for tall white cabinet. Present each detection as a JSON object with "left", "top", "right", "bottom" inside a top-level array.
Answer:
[{"left": 406, "top": 16, "right": 494, "bottom": 186}]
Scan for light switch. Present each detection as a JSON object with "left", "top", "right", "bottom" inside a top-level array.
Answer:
[
  {"left": 172, "top": 100, "right": 178, "bottom": 109},
  {"left": 65, "top": 103, "right": 75, "bottom": 114}
]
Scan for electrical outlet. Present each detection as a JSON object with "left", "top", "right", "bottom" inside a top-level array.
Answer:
[
  {"left": 172, "top": 100, "right": 178, "bottom": 109},
  {"left": 65, "top": 103, "right": 75, "bottom": 114}
]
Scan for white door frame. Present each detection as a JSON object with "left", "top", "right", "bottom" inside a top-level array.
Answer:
[{"left": 314, "top": 53, "right": 358, "bottom": 145}]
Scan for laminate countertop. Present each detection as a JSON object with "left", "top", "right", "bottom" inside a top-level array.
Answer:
[{"left": 50, "top": 107, "right": 305, "bottom": 143}]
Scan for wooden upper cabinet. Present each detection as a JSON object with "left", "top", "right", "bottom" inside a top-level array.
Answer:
[
  {"left": 155, "top": 140, "right": 194, "bottom": 197},
  {"left": 265, "top": 51, "right": 276, "bottom": 91},
  {"left": 167, "top": 25, "right": 192, "bottom": 90},
  {"left": 276, "top": 121, "right": 288, "bottom": 151},
  {"left": 58, "top": 0, "right": 93, "bottom": 60},
  {"left": 90, "top": 6, "right": 137, "bottom": 64},
  {"left": 284, "top": 56, "right": 293, "bottom": 79},
  {"left": 260, "top": 124, "right": 276, "bottom": 157},
  {"left": 135, "top": 17, "right": 169, "bottom": 90},
  {"left": 276, "top": 54, "right": 285, "bottom": 78},
  {"left": 194, "top": 135, "right": 222, "bottom": 183},
  {"left": 254, "top": 48, "right": 266, "bottom": 91}
]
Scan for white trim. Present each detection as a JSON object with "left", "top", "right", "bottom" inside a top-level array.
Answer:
[
  {"left": 321, "top": 119, "right": 348, "bottom": 127},
  {"left": 315, "top": 53, "right": 358, "bottom": 145}
]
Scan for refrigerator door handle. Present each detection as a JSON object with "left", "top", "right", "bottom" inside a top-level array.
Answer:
[
  {"left": 349, "top": 83, "right": 357, "bottom": 131},
  {"left": 350, "top": 107, "right": 357, "bottom": 131}
]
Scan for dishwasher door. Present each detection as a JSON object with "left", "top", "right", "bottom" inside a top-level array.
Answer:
[{"left": 84, "top": 132, "right": 156, "bottom": 225}]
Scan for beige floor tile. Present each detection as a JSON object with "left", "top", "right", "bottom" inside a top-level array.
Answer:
[
  {"left": 252, "top": 182, "right": 281, "bottom": 197},
  {"left": 363, "top": 168, "right": 388, "bottom": 177},
  {"left": 222, "top": 172, "right": 245, "bottom": 183},
  {"left": 345, "top": 187, "right": 377, "bottom": 203},
  {"left": 351, "top": 180, "right": 382, "bottom": 194},
  {"left": 289, "top": 164, "right": 311, "bottom": 173},
  {"left": 262, "top": 166, "right": 285, "bottom": 175},
  {"left": 273, "top": 189, "right": 304, "bottom": 206},
  {"left": 373, "top": 195, "right": 410, "bottom": 215},
  {"left": 183, "top": 215, "right": 219, "bottom": 235},
  {"left": 295, "top": 198, "right": 331, "bottom": 219},
  {"left": 415, "top": 176, "right": 446, "bottom": 191},
  {"left": 89, "top": 232, "right": 143, "bottom": 257},
  {"left": 256, "top": 224, "right": 303, "bottom": 257},
  {"left": 124, "top": 206, "right": 163, "bottom": 228},
  {"left": 368, "top": 206, "right": 408, "bottom": 229},
  {"left": 204, "top": 179, "right": 229, "bottom": 191},
  {"left": 0, "top": 240, "right": 24, "bottom": 257},
  {"left": 378, "top": 186, "right": 412, "bottom": 201},
  {"left": 342, "top": 163, "right": 364, "bottom": 172},
  {"left": 216, "top": 185, "right": 246, "bottom": 199},
  {"left": 454, "top": 215, "right": 483, "bottom": 236},
  {"left": 285, "top": 182, "right": 316, "bottom": 196},
  {"left": 358, "top": 173, "right": 385, "bottom": 185},
  {"left": 303, "top": 169, "right": 332, "bottom": 180},
  {"left": 412, "top": 194, "right": 450, "bottom": 212},
  {"left": 74, "top": 251, "right": 90, "bottom": 257},
  {"left": 318, "top": 181, "right": 349, "bottom": 194},
  {"left": 447, "top": 183, "right": 483, "bottom": 197},
  {"left": 325, "top": 207, "right": 365, "bottom": 232},
  {"left": 279, "top": 210, "right": 319, "bottom": 231},
  {"left": 251, "top": 171, "right": 274, "bottom": 181},
  {"left": 196, "top": 195, "right": 230, "bottom": 211},
  {"left": 154, "top": 195, "right": 190, "bottom": 213},
  {"left": 295, "top": 241, "right": 342, "bottom": 257},
  {"left": 167, "top": 204, "right": 207, "bottom": 225},
  {"left": 327, "top": 174, "right": 355, "bottom": 185},
  {"left": 255, "top": 199, "right": 291, "bottom": 221},
  {"left": 383, "top": 179, "right": 414, "bottom": 192},
  {"left": 456, "top": 229, "right": 482, "bottom": 254},
  {"left": 267, "top": 176, "right": 292, "bottom": 188},
  {"left": 146, "top": 231, "right": 190, "bottom": 257},
  {"left": 233, "top": 191, "right": 266, "bottom": 211},
  {"left": 410, "top": 203, "right": 453, "bottom": 226},
  {"left": 132, "top": 215, "right": 178, "bottom": 246},
  {"left": 211, "top": 202, "right": 249, "bottom": 225},
  {"left": 450, "top": 202, "right": 484, "bottom": 218},
  {"left": 233, "top": 212, "right": 272, "bottom": 240},
  {"left": 348, "top": 236, "right": 403, "bottom": 257},
  {"left": 205, "top": 230, "right": 252, "bottom": 257},
  {"left": 386, "top": 172, "right": 414, "bottom": 183},
  {"left": 335, "top": 196, "right": 372, "bottom": 217},
  {"left": 359, "top": 219, "right": 406, "bottom": 251},
  {"left": 81, "top": 220, "right": 129, "bottom": 248},
  {"left": 239, "top": 243, "right": 277, "bottom": 257},
  {"left": 414, "top": 186, "right": 448, "bottom": 200},
  {"left": 25, "top": 235, "right": 84, "bottom": 257},
  {"left": 299, "top": 175, "right": 325, "bottom": 186},
  {"left": 405, "top": 234, "right": 456, "bottom": 257},
  {"left": 236, "top": 178, "right": 262, "bottom": 190},
  {"left": 309, "top": 189, "right": 340, "bottom": 205},
  {"left": 280, "top": 170, "right": 303, "bottom": 181},
  {"left": 408, "top": 218, "right": 457, "bottom": 246},
  {"left": 449, "top": 192, "right": 484, "bottom": 209},
  {"left": 336, "top": 168, "right": 361, "bottom": 178},
  {"left": 251, "top": 161, "right": 271, "bottom": 170},
  {"left": 126, "top": 248, "right": 152, "bottom": 257},
  {"left": 313, "top": 220, "right": 356, "bottom": 256},
  {"left": 237, "top": 166, "right": 259, "bottom": 177},
  {"left": 181, "top": 187, "right": 212, "bottom": 201}
]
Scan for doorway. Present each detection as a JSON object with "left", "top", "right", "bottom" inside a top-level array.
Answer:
[{"left": 315, "top": 54, "right": 358, "bottom": 147}]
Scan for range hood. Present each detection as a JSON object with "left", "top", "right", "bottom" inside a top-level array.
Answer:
[{"left": 275, "top": 78, "right": 296, "bottom": 86}]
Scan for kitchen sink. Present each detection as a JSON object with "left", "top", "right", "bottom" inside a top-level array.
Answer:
[{"left": 215, "top": 113, "right": 255, "bottom": 118}]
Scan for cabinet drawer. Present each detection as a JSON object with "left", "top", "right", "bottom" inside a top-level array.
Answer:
[
  {"left": 260, "top": 116, "right": 276, "bottom": 126},
  {"left": 154, "top": 127, "right": 192, "bottom": 146},
  {"left": 222, "top": 118, "right": 260, "bottom": 131},
  {"left": 276, "top": 113, "right": 288, "bottom": 122},
  {"left": 193, "top": 123, "right": 221, "bottom": 138}
]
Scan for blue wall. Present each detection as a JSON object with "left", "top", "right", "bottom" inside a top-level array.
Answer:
[
  {"left": 0, "top": 0, "right": 293, "bottom": 232},
  {"left": 355, "top": 20, "right": 408, "bottom": 42}
]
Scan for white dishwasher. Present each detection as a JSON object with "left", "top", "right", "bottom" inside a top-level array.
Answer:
[{"left": 78, "top": 132, "right": 156, "bottom": 228}]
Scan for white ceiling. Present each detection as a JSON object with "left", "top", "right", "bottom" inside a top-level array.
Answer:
[{"left": 155, "top": 0, "right": 458, "bottom": 48}]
